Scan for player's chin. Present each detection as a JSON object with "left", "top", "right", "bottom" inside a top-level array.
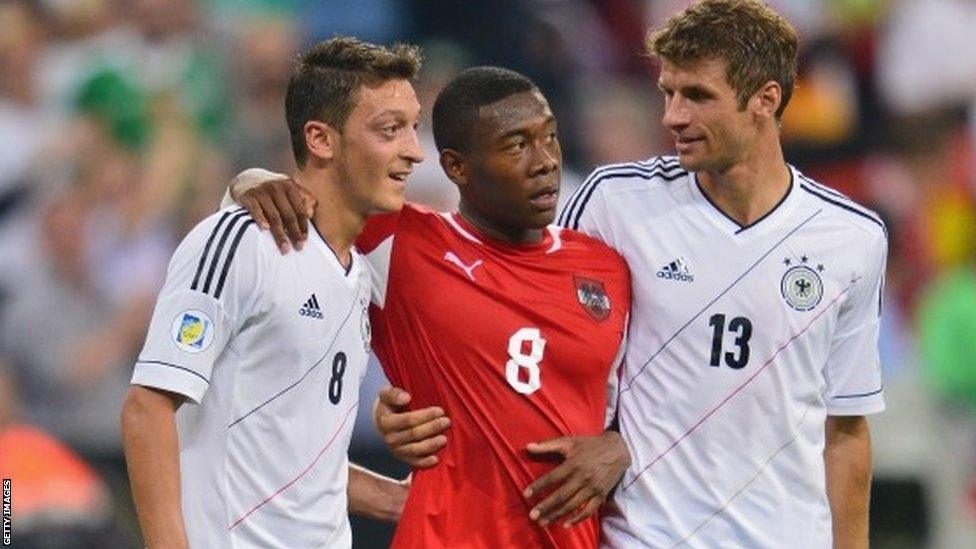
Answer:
[
  {"left": 524, "top": 207, "right": 556, "bottom": 228},
  {"left": 675, "top": 152, "right": 703, "bottom": 172},
  {"left": 371, "top": 188, "right": 406, "bottom": 214},
  {"left": 373, "top": 179, "right": 404, "bottom": 213}
]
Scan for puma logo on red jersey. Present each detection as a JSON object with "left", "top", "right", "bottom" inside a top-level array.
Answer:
[{"left": 444, "top": 251, "right": 483, "bottom": 281}]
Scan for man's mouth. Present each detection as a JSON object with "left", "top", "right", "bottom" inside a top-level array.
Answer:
[
  {"left": 529, "top": 187, "right": 559, "bottom": 210},
  {"left": 675, "top": 136, "right": 703, "bottom": 151}
]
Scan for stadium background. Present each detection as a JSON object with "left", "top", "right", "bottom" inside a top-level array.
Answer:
[{"left": 0, "top": 0, "right": 974, "bottom": 547}]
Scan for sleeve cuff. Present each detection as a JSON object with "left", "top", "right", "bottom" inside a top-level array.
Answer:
[
  {"left": 131, "top": 359, "right": 210, "bottom": 404},
  {"left": 826, "top": 390, "right": 885, "bottom": 416}
]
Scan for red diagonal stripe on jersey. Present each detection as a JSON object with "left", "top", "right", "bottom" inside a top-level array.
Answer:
[
  {"left": 622, "top": 278, "right": 860, "bottom": 491},
  {"left": 229, "top": 400, "right": 359, "bottom": 529}
]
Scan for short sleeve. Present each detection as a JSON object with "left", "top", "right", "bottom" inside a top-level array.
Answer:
[
  {"left": 557, "top": 168, "right": 615, "bottom": 246},
  {"left": 823, "top": 231, "right": 888, "bottom": 415},
  {"left": 131, "top": 207, "right": 262, "bottom": 403}
]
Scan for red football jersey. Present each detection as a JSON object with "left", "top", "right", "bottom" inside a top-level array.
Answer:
[{"left": 357, "top": 203, "right": 630, "bottom": 549}]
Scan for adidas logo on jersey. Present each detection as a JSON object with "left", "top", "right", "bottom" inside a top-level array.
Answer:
[
  {"left": 299, "top": 294, "right": 324, "bottom": 319},
  {"left": 657, "top": 258, "right": 695, "bottom": 282}
]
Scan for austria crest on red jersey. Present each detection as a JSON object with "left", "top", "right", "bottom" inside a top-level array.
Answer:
[{"left": 574, "top": 276, "right": 611, "bottom": 321}]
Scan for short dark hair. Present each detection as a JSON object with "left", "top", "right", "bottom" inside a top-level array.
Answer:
[
  {"left": 285, "top": 36, "right": 422, "bottom": 166},
  {"left": 432, "top": 66, "right": 537, "bottom": 153},
  {"left": 647, "top": 0, "right": 798, "bottom": 119}
]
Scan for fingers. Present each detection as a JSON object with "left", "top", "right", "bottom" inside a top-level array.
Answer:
[
  {"left": 250, "top": 191, "right": 291, "bottom": 254},
  {"left": 541, "top": 488, "right": 595, "bottom": 526},
  {"left": 378, "top": 386, "right": 412, "bottom": 408},
  {"left": 562, "top": 497, "right": 602, "bottom": 528},
  {"left": 384, "top": 414, "right": 451, "bottom": 447},
  {"left": 238, "top": 193, "right": 270, "bottom": 230},
  {"left": 393, "top": 435, "right": 449, "bottom": 467},
  {"left": 523, "top": 461, "right": 573, "bottom": 500},
  {"left": 292, "top": 183, "right": 317, "bottom": 218},
  {"left": 529, "top": 474, "right": 592, "bottom": 526},
  {"left": 377, "top": 403, "right": 445, "bottom": 432},
  {"left": 269, "top": 183, "right": 307, "bottom": 250},
  {"left": 411, "top": 455, "right": 439, "bottom": 468},
  {"left": 526, "top": 436, "right": 572, "bottom": 457},
  {"left": 372, "top": 387, "right": 450, "bottom": 468}
]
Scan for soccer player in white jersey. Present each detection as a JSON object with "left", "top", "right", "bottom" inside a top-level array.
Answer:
[
  {"left": 120, "top": 37, "right": 425, "bottom": 548},
  {"left": 557, "top": 1, "right": 885, "bottom": 547}
]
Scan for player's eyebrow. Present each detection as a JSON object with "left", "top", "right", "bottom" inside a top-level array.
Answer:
[
  {"left": 497, "top": 114, "right": 556, "bottom": 140},
  {"left": 371, "top": 109, "right": 403, "bottom": 120},
  {"left": 369, "top": 108, "right": 417, "bottom": 123}
]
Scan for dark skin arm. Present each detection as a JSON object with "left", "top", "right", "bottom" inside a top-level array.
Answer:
[
  {"left": 374, "top": 387, "right": 629, "bottom": 527},
  {"left": 229, "top": 171, "right": 632, "bottom": 526},
  {"left": 229, "top": 169, "right": 315, "bottom": 254}
]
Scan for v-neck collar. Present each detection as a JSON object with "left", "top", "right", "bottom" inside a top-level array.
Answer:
[
  {"left": 689, "top": 166, "right": 798, "bottom": 238},
  {"left": 307, "top": 221, "right": 356, "bottom": 278}
]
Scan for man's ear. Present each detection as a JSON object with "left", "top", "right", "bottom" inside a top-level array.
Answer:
[
  {"left": 304, "top": 120, "right": 338, "bottom": 161},
  {"left": 439, "top": 149, "right": 468, "bottom": 188},
  {"left": 751, "top": 80, "right": 783, "bottom": 121}
]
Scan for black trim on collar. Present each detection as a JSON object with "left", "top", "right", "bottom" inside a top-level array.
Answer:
[{"left": 695, "top": 169, "right": 794, "bottom": 234}]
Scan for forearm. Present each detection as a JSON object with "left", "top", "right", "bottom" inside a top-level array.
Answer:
[
  {"left": 347, "top": 463, "right": 408, "bottom": 522},
  {"left": 121, "top": 386, "right": 189, "bottom": 548},
  {"left": 824, "top": 416, "right": 872, "bottom": 549}
]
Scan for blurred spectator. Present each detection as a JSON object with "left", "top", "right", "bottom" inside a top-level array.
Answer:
[
  {"left": 919, "top": 265, "right": 976, "bottom": 411},
  {"left": 575, "top": 76, "right": 661, "bottom": 168},
  {"left": 223, "top": 13, "right": 300, "bottom": 175},
  {"left": 878, "top": 0, "right": 976, "bottom": 117},
  {"left": 0, "top": 0, "right": 974, "bottom": 545},
  {"left": 0, "top": 359, "right": 124, "bottom": 548},
  {"left": 865, "top": 112, "right": 975, "bottom": 312},
  {"left": 0, "top": 184, "right": 145, "bottom": 460}
]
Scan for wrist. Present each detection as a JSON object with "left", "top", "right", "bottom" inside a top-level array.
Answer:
[
  {"left": 604, "top": 430, "right": 631, "bottom": 467},
  {"left": 379, "top": 476, "right": 409, "bottom": 521}
]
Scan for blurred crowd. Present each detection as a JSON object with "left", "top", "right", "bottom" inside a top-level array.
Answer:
[{"left": 0, "top": 0, "right": 974, "bottom": 547}]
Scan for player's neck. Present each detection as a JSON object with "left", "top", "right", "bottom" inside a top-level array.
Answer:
[
  {"left": 293, "top": 169, "right": 364, "bottom": 265},
  {"left": 458, "top": 201, "right": 545, "bottom": 245},
  {"left": 696, "top": 142, "right": 790, "bottom": 227}
]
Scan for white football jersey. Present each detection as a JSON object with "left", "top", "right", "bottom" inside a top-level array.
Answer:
[
  {"left": 132, "top": 206, "right": 371, "bottom": 548},
  {"left": 559, "top": 157, "right": 886, "bottom": 549}
]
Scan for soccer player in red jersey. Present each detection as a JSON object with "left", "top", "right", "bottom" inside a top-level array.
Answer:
[{"left": 231, "top": 67, "right": 631, "bottom": 548}]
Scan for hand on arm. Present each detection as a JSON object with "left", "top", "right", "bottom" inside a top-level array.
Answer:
[
  {"left": 523, "top": 431, "right": 630, "bottom": 528},
  {"left": 373, "top": 387, "right": 450, "bottom": 468},
  {"left": 347, "top": 464, "right": 410, "bottom": 522},
  {"left": 825, "top": 415, "right": 872, "bottom": 549},
  {"left": 229, "top": 169, "right": 317, "bottom": 253},
  {"left": 120, "top": 386, "right": 188, "bottom": 549}
]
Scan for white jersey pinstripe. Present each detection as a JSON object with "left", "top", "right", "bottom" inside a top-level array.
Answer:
[
  {"left": 132, "top": 206, "right": 371, "bottom": 548},
  {"left": 561, "top": 158, "right": 886, "bottom": 548}
]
